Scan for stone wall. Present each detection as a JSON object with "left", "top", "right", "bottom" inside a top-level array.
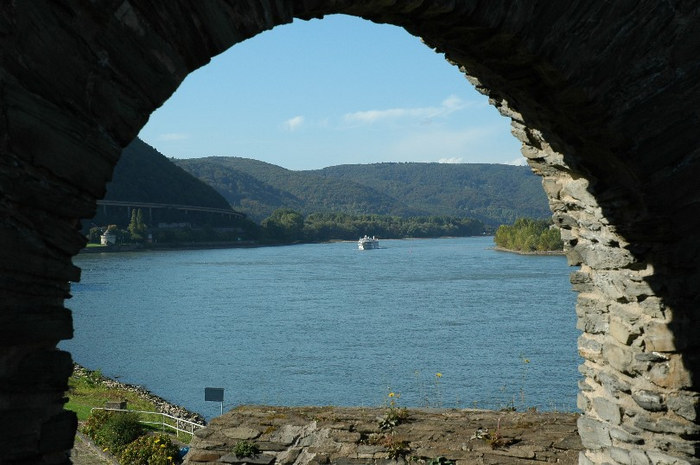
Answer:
[{"left": 1, "top": 2, "right": 699, "bottom": 464}]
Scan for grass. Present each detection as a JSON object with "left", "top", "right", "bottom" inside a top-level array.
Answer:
[{"left": 66, "top": 367, "right": 158, "bottom": 421}]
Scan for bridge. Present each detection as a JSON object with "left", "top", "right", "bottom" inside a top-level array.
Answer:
[{"left": 96, "top": 200, "right": 246, "bottom": 222}]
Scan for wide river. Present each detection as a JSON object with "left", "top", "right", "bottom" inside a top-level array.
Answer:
[{"left": 62, "top": 236, "right": 581, "bottom": 419}]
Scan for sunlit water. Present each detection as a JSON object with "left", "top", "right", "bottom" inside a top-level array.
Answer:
[{"left": 62, "top": 236, "right": 581, "bottom": 419}]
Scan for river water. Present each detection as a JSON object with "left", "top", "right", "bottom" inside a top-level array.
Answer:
[{"left": 62, "top": 236, "right": 581, "bottom": 419}]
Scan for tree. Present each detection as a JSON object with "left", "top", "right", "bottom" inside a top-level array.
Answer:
[
  {"left": 493, "top": 218, "right": 562, "bottom": 252},
  {"left": 128, "top": 208, "right": 148, "bottom": 242},
  {"left": 261, "top": 209, "right": 305, "bottom": 242}
]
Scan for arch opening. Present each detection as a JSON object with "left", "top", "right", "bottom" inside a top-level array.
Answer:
[{"left": 66, "top": 12, "right": 580, "bottom": 421}]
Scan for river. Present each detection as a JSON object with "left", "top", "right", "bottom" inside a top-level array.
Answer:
[{"left": 62, "top": 236, "right": 581, "bottom": 419}]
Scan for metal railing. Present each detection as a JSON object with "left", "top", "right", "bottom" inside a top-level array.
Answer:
[{"left": 90, "top": 407, "right": 205, "bottom": 438}]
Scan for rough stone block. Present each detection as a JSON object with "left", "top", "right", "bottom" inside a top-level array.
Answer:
[
  {"left": 666, "top": 392, "right": 700, "bottom": 422},
  {"left": 629, "top": 449, "right": 651, "bottom": 465},
  {"left": 609, "top": 446, "right": 632, "bottom": 465},
  {"left": 609, "top": 316, "right": 639, "bottom": 345},
  {"left": 578, "top": 312, "right": 609, "bottom": 334},
  {"left": 219, "top": 453, "right": 275, "bottom": 464},
  {"left": 592, "top": 397, "right": 622, "bottom": 425},
  {"left": 631, "top": 390, "right": 666, "bottom": 412},
  {"left": 645, "top": 450, "right": 694, "bottom": 465},
  {"left": 646, "top": 355, "right": 692, "bottom": 389},
  {"left": 608, "top": 425, "right": 644, "bottom": 445},
  {"left": 578, "top": 334, "right": 604, "bottom": 361},
  {"left": 643, "top": 321, "right": 676, "bottom": 352},
  {"left": 598, "top": 370, "right": 631, "bottom": 396},
  {"left": 276, "top": 447, "right": 302, "bottom": 465},
  {"left": 577, "top": 416, "right": 612, "bottom": 450},
  {"left": 187, "top": 451, "right": 224, "bottom": 462},
  {"left": 221, "top": 426, "right": 261, "bottom": 440},
  {"left": 603, "top": 341, "right": 634, "bottom": 375}
]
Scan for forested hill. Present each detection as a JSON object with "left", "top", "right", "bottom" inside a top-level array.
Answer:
[
  {"left": 104, "top": 138, "right": 231, "bottom": 209},
  {"left": 312, "top": 163, "right": 549, "bottom": 225},
  {"left": 175, "top": 157, "right": 550, "bottom": 225}
]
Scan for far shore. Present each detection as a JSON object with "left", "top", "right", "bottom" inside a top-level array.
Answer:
[
  {"left": 492, "top": 245, "right": 565, "bottom": 256},
  {"left": 79, "top": 235, "right": 496, "bottom": 254}
]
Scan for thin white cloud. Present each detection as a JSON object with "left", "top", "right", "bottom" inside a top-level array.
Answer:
[
  {"left": 343, "top": 94, "right": 472, "bottom": 126},
  {"left": 284, "top": 115, "right": 305, "bottom": 131},
  {"left": 159, "top": 133, "right": 190, "bottom": 141},
  {"left": 438, "top": 157, "right": 464, "bottom": 164}
]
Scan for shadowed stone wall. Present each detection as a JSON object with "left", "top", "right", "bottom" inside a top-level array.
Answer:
[{"left": 0, "top": 2, "right": 698, "bottom": 464}]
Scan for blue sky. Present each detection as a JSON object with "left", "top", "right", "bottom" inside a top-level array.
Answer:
[{"left": 138, "top": 14, "right": 523, "bottom": 171}]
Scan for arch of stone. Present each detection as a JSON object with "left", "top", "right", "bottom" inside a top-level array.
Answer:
[{"left": 1, "top": 2, "right": 698, "bottom": 464}]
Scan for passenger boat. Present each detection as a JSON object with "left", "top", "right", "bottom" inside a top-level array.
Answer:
[{"left": 358, "top": 235, "right": 379, "bottom": 250}]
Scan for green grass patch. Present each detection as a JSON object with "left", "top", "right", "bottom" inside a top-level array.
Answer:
[{"left": 66, "top": 368, "right": 158, "bottom": 421}]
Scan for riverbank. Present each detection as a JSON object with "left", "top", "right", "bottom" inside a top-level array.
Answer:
[
  {"left": 69, "top": 364, "right": 205, "bottom": 425},
  {"left": 492, "top": 246, "right": 565, "bottom": 256},
  {"left": 80, "top": 240, "right": 261, "bottom": 253}
]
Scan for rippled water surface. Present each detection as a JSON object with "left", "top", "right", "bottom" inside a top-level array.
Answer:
[{"left": 63, "top": 236, "right": 581, "bottom": 419}]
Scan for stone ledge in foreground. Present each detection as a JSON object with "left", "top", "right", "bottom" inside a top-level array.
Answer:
[{"left": 184, "top": 406, "right": 581, "bottom": 465}]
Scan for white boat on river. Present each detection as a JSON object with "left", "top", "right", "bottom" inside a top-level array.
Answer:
[{"left": 358, "top": 235, "right": 379, "bottom": 250}]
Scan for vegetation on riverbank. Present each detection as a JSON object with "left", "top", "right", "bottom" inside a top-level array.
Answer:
[
  {"left": 67, "top": 365, "right": 201, "bottom": 463},
  {"left": 84, "top": 208, "right": 486, "bottom": 249},
  {"left": 493, "top": 218, "right": 563, "bottom": 253}
]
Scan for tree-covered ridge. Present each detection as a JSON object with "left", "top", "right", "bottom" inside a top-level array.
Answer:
[
  {"left": 493, "top": 218, "right": 563, "bottom": 253},
  {"left": 175, "top": 157, "right": 550, "bottom": 225},
  {"left": 314, "top": 162, "right": 549, "bottom": 225},
  {"left": 105, "top": 138, "right": 231, "bottom": 209}
]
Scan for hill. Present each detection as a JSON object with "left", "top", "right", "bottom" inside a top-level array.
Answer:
[
  {"left": 88, "top": 139, "right": 242, "bottom": 228},
  {"left": 175, "top": 157, "right": 550, "bottom": 225},
  {"left": 105, "top": 138, "right": 231, "bottom": 208}
]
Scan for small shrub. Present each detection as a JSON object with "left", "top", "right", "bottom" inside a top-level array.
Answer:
[
  {"left": 83, "top": 410, "right": 144, "bottom": 457},
  {"left": 120, "top": 434, "right": 179, "bottom": 465},
  {"left": 233, "top": 440, "right": 260, "bottom": 458}
]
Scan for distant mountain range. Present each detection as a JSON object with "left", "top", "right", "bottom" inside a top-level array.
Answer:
[
  {"left": 98, "top": 138, "right": 551, "bottom": 227},
  {"left": 174, "top": 156, "right": 550, "bottom": 225}
]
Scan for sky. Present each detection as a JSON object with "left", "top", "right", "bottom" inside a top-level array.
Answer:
[{"left": 137, "top": 14, "right": 524, "bottom": 171}]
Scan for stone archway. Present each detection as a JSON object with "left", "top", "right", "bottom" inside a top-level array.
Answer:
[{"left": 1, "top": 2, "right": 698, "bottom": 464}]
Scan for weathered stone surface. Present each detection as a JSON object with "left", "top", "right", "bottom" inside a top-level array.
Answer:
[
  {"left": 184, "top": 406, "right": 581, "bottom": 464},
  {"left": 2, "top": 2, "right": 700, "bottom": 464},
  {"left": 632, "top": 390, "right": 667, "bottom": 413}
]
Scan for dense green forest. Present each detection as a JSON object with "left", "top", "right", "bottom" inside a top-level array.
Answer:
[
  {"left": 175, "top": 157, "right": 550, "bottom": 225},
  {"left": 260, "top": 210, "right": 485, "bottom": 243},
  {"left": 493, "top": 218, "right": 563, "bottom": 252}
]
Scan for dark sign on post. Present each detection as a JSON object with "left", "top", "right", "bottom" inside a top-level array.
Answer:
[
  {"left": 205, "top": 387, "right": 225, "bottom": 415},
  {"left": 204, "top": 387, "right": 224, "bottom": 402}
]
